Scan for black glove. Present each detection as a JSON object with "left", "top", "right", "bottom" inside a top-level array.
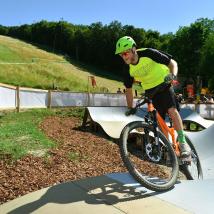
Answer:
[
  {"left": 164, "top": 73, "right": 176, "bottom": 84},
  {"left": 125, "top": 107, "right": 137, "bottom": 116}
]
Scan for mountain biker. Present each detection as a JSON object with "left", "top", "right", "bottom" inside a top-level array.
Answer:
[{"left": 115, "top": 36, "right": 191, "bottom": 157}]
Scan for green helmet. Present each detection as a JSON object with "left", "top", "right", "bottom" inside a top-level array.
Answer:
[{"left": 115, "top": 36, "right": 136, "bottom": 54}]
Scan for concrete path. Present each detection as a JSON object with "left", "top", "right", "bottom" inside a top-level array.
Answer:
[
  {"left": 185, "top": 124, "right": 214, "bottom": 179},
  {"left": 87, "top": 106, "right": 214, "bottom": 138},
  {"left": 87, "top": 107, "right": 145, "bottom": 139},
  {"left": 1, "top": 174, "right": 192, "bottom": 214},
  {"left": 183, "top": 111, "right": 214, "bottom": 128}
]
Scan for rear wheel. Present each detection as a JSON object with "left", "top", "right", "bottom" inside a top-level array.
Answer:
[
  {"left": 180, "top": 136, "right": 203, "bottom": 180},
  {"left": 120, "top": 121, "right": 179, "bottom": 192}
]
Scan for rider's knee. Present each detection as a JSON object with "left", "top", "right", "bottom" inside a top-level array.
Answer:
[{"left": 168, "top": 107, "right": 179, "bottom": 118}]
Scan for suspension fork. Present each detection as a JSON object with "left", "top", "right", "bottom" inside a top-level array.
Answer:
[
  {"left": 147, "top": 99, "right": 162, "bottom": 153},
  {"left": 152, "top": 109, "right": 161, "bottom": 149}
]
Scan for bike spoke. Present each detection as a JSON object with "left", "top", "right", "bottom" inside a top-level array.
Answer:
[{"left": 121, "top": 122, "right": 178, "bottom": 191}]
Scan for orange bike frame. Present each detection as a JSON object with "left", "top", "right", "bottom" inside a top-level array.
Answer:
[{"left": 147, "top": 102, "right": 180, "bottom": 157}]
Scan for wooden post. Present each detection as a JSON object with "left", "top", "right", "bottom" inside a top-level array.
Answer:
[
  {"left": 82, "top": 108, "right": 89, "bottom": 128},
  {"left": 47, "top": 90, "right": 52, "bottom": 108},
  {"left": 87, "top": 76, "right": 90, "bottom": 106},
  {"left": 81, "top": 108, "right": 98, "bottom": 132},
  {"left": 16, "top": 86, "right": 20, "bottom": 112}
]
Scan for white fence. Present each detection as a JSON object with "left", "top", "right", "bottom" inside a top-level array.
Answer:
[
  {"left": 0, "top": 83, "right": 127, "bottom": 109},
  {"left": 1, "top": 83, "right": 214, "bottom": 119},
  {"left": 181, "top": 103, "right": 214, "bottom": 119}
]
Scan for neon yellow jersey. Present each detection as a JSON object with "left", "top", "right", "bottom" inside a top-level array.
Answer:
[{"left": 127, "top": 48, "right": 171, "bottom": 90}]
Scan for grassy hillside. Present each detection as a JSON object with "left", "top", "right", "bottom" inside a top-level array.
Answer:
[{"left": 0, "top": 35, "right": 123, "bottom": 92}]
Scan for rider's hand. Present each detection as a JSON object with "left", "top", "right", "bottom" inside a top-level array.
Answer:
[
  {"left": 164, "top": 73, "right": 176, "bottom": 84},
  {"left": 125, "top": 107, "right": 136, "bottom": 116}
]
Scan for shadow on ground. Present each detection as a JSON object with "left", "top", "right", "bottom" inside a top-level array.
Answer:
[{"left": 7, "top": 175, "right": 164, "bottom": 214}]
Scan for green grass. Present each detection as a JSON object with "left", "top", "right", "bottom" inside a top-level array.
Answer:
[
  {"left": 0, "top": 35, "right": 124, "bottom": 92},
  {"left": 0, "top": 44, "right": 24, "bottom": 62},
  {"left": 0, "top": 108, "right": 84, "bottom": 162},
  {"left": 0, "top": 63, "right": 88, "bottom": 91},
  {"left": 67, "top": 151, "right": 89, "bottom": 162}
]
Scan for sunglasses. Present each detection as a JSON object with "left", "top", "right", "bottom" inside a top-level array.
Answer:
[{"left": 120, "top": 50, "right": 131, "bottom": 57}]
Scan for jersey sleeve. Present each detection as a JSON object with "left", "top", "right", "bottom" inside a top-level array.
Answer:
[
  {"left": 140, "top": 48, "right": 172, "bottom": 66},
  {"left": 123, "top": 64, "right": 134, "bottom": 88}
]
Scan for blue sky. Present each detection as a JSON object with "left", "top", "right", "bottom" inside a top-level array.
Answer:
[{"left": 1, "top": 0, "right": 213, "bottom": 34}]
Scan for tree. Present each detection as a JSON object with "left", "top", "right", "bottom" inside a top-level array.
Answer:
[
  {"left": 169, "top": 18, "right": 214, "bottom": 78},
  {"left": 200, "top": 32, "right": 214, "bottom": 90},
  {"left": 0, "top": 25, "right": 8, "bottom": 35},
  {"left": 2, "top": 18, "right": 214, "bottom": 83}
]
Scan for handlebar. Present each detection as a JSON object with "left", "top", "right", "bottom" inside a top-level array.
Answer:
[{"left": 135, "top": 96, "right": 150, "bottom": 109}]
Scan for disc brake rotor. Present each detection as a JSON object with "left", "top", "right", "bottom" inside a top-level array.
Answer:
[{"left": 145, "top": 142, "right": 162, "bottom": 162}]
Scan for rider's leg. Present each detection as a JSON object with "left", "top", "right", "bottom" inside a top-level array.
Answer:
[
  {"left": 168, "top": 107, "right": 191, "bottom": 156},
  {"left": 150, "top": 84, "right": 191, "bottom": 157},
  {"left": 168, "top": 107, "right": 183, "bottom": 130}
]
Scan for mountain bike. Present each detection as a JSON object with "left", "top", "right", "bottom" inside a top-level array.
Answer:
[{"left": 119, "top": 95, "right": 203, "bottom": 192}]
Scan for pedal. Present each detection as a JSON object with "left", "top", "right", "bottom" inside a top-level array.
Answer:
[{"left": 181, "top": 155, "right": 192, "bottom": 165}]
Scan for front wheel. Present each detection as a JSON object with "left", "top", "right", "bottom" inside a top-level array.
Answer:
[{"left": 119, "top": 121, "right": 179, "bottom": 192}]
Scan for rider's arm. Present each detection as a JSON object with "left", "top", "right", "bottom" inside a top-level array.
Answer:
[
  {"left": 126, "top": 88, "right": 133, "bottom": 108},
  {"left": 123, "top": 64, "right": 134, "bottom": 108},
  {"left": 168, "top": 59, "right": 178, "bottom": 77}
]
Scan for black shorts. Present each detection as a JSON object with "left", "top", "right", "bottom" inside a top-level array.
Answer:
[{"left": 145, "top": 83, "right": 179, "bottom": 119}]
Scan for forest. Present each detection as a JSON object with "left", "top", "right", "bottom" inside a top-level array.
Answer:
[{"left": 0, "top": 18, "right": 214, "bottom": 91}]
